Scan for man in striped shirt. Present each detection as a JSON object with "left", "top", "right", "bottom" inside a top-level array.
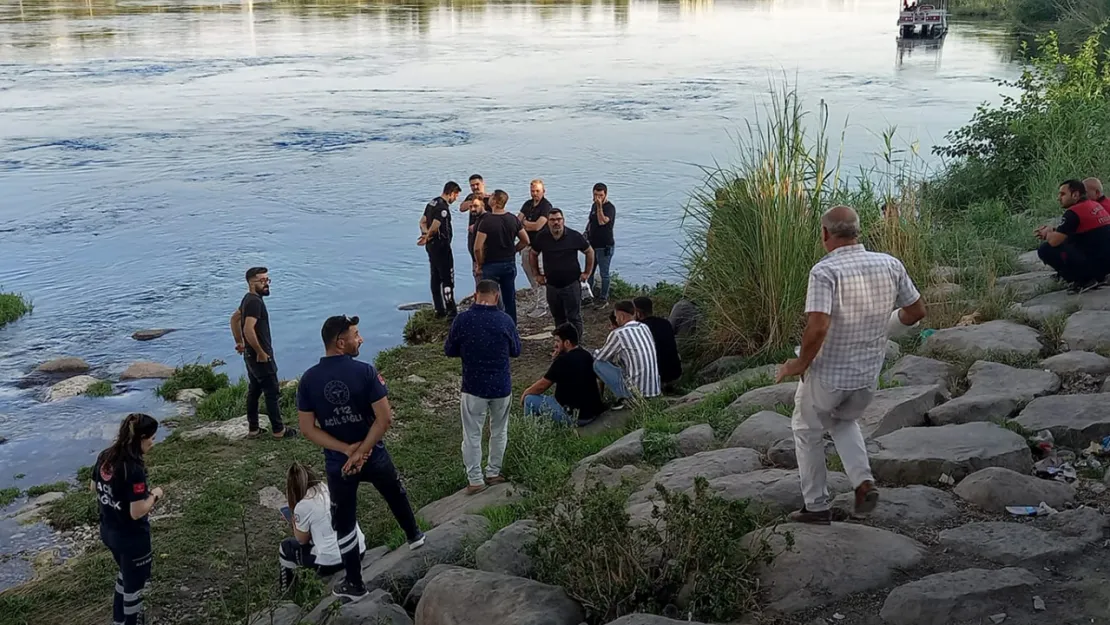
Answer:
[{"left": 593, "top": 300, "right": 662, "bottom": 405}]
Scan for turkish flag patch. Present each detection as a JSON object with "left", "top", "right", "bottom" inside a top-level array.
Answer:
[
  {"left": 377, "top": 373, "right": 387, "bottom": 386},
  {"left": 133, "top": 483, "right": 146, "bottom": 495}
]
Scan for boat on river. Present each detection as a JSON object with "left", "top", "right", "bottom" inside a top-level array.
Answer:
[{"left": 897, "top": 0, "right": 948, "bottom": 40}]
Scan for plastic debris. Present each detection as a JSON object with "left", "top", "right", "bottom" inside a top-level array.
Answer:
[
  {"left": 1033, "top": 458, "right": 1077, "bottom": 483},
  {"left": 832, "top": 614, "right": 845, "bottom": 621},
  {"left": 989, "top": 614, "right": 1007, "bottom": 624},
  {"left": 938, "top": 473, "right": 955, "bottom": 486},
  {"left": 1006, "top": 502, "right": 1058, "bottom": 516},
  {"left": 1033, "top": 596, "right": 1045, "bottom": 611},
  {"left": 919, "top": 328, "right": 936, "bottom": 341}
]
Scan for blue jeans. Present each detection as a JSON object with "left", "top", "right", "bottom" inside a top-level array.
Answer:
[
  {"left": 593, "top": 360, "right": 633, "bottom": 399},
  {"left": 482, "top": 260, "right": 518, "bottom": 323},
  {"left": 589, "top": 246, "right": 614, "bottom": 301},
  {"left": 524, "top": 394, "right": 596, "bottom": 426}
]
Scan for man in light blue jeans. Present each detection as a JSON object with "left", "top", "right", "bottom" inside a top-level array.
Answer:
[{"left": 584, "top": 183, "right": 616, "bottom": 306}]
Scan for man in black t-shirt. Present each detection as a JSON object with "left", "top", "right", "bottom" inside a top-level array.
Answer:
[
  {"left": 519, "top": 179, "right": 554, "bottom": 317},
  {"left": 1036, "top": 179, "right": 1110, "bottom": 291},
  {"left": 529, "top": 208, "right": 594, "bottom": 342},
  {"left": 474, "top": 190, "right": 530, "bottom": 323},
  {"left": 230, "top": 267, "right": 294, "bottom": 439},
  {"left": 521, "top": 323, "right": 605, "bottom": 425},
  {"left": 419, "top": 181, "right": 462, "bottom": 318},
  {"left": 584, "top": 183, "right": 617, "bottom": 307},
  {"left": 464, "top": 174, "right": 489, "bottom": 263},
  {"left": 633, "top": 296, "right": 682, "bottom": 389}
]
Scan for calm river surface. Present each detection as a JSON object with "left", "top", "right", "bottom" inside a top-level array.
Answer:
[{"left": 0, "top": 0, "right": 1015, "bottom": 584}]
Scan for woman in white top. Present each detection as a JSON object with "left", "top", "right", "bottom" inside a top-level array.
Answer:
[{"left": 279, "top": 461, "right": 366, "bottom": 593}]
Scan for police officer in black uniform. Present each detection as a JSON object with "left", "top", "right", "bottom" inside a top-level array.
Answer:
[{"left": 418, "top": 181, "right": 463, "bottom": 318}]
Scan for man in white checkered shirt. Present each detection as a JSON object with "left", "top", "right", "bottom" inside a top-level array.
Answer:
[
  {"left": 594, "top": 300, "right": 662, "bottom": 405},
  {"left": 777, "top": 205, "right": 926, "bottom": 524}
]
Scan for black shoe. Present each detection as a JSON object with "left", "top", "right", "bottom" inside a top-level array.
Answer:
[
  {"left": 332, "top": 579, "right": 369, "bottom": 602},
  {"left": 1068, "top": 280, "right": 1100, "bottom": 294},
  {"left": 272, "top": 427, "right": 298, "bottom": 440}
]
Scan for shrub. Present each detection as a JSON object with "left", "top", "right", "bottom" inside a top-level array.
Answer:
[
  {"left": 25, "top": 482, "right": 69, "bottom": 497},
  {"left": 0, "top": 487, "right": 20, "bottom": 507},
  {"left": 531, "top": 479, "right": 775, "bottom": 623},
  {"left": 156, "top": 362, "right": 230, "bottom": 401},
  {"left": 608, "top": 276, "right": 685, "bottom": 317},
  {"left": 194, "top": 379, "right": 248, "bottom": 422},
  {"left": 85, "top": 380, "right": 113, "bottom": 398},
  {"left": 403, "top": 309, "right": 450, "bottom": 345},
  {"left": 42, "top": 491, "right": 98, "bottom": 530},
  {"left": 0, "top": 292, "right": 31, "bottom": 328}
]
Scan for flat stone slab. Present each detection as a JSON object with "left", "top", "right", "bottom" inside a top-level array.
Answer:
[
  {"left": 1016, "top": 250, "right": 1045, "bottom": 272},
  {"left": 706, "top": 468, "right": 851, "bottom": 514},
  {"left": 724, "top": 410, "right": 791, "bottom": 452},
  {"left": 938, "top": 507, "right": 1106, "bottom": 564},
  {"left": 858, "top": 385, "right": 946, "bottom": 439},
  {"left": 628, "top": 447, "right": 762, "bottom": 505},
  {"left": 953, "top": 467, "right": 1075, "bottom": 513},
  {"left": 831, "top": 485, "right": 960, "bottom": 531},
  {"left": 120, "top": 361, "right": 175, "bottom": 380},
  {"left": 997, "top": 270, "right": 1057, "bottom": 301},
  {"left": 881, "top": 355, "right": 957, "bottom": 393},
  {"left": 1014, "top": 287, "right": 1110, "bottom": 321},
  {"left": 921, "top": 320, "right": 1043, "bottom": 361},
  {"left": 1013, "top": 393, "right": 1110, "bottom": 448},
  {"left": 35, "top": 357, "right": 90, "bottom": 374},
  {"left": 742, "top": 522, "right": 925, "bottom": 613},
  {"left": 397, "top": 301, "right": 433, "bottom": 311},
  {"left": 577, "top": 428, "right": 644, "bottom": 468},
  {"left": 869, "top": 422, "right": 1032, "bottom": 485},
  {"left": 1062, "top": 310, "right": 1110, "bottom": 352},
  {"left": 879, "top": 567, "right": 1040, "bottom": 625},
  {"left": 180, "top": 416, "right": 263, "bottom": 441},
  {"left": 363, "top": 514, "right": 489, "bottom": 597},
  {"left": 670, "top": 365, "right": 777, "bottom": 409},
  {"left": 416, "top": 482, "right": 524, "bottom": 527},
  {"left": 727, "top": 382, "right": 798, "bottom": 415},
  {"left": 414, "top": 567, "right": 584, "bottom": 625},
  {"left": 926, "top": 361, "right": 1059, "bottom": 426},
  {"left": 575, "top": 409, "right": 632, "bottom": 436},
  {"left": 675, "top": 423, "right": 714, "bottom": 456},
  {"left": 44, "top": 375, "right": 101, "bottom": 401},
  {"left": 1040, "top": 350, "right": 1110, "bottom": 376},
  {"left": 132, "top": 328, "right": 176, "bottom": 341}
]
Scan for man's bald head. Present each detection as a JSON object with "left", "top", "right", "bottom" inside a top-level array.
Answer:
[
  {"left": 1084, "top": 177, "right": 1103, "bottom": 200},
  {"left": 822, "top": 205, "right": 861, "bottom": 240}
]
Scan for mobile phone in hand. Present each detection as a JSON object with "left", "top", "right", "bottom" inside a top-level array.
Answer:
[{"left": 279, "top": 506, "right": 292, "bottom": 523}]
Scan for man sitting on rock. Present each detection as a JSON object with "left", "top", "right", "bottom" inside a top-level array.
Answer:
[
  {"left": 520, "top": 323, "right": 606, "bottom": 426},
  {"left": 633, "top": 296, "right": 682, "bottom": 390},
  {"left": 593, "top": 300, "right": 661, "bottom": 408},
  {"left": 777, "top": 205, "right": 926, "bottom": 524},
  {"left": 1036, "top": 179, "right": 1110, "bottom": 292}
]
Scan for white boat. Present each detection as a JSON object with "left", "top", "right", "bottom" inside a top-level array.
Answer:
[{"left": 897, "top": 0, "right": 949, "bottom": 40}]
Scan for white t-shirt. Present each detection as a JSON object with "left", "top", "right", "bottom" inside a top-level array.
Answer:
[{"left": 293, "top": 486, "right": 365, "bottom": 566}]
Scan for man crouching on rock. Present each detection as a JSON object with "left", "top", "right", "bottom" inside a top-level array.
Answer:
[{"left": 776, "top": 205, "right": 926, "bottom": 524}]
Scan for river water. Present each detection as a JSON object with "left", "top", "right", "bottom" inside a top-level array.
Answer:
[{"left": 0, "top": 0, "right": 1015, "bottom": 586}]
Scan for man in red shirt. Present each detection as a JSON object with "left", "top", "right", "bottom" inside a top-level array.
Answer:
[
  {"left": 1084, "top": 177, "right": 1110, "bottom": 212},
  {"left": 1036, "top": 179, "right": 1110, "bottom": 292}
]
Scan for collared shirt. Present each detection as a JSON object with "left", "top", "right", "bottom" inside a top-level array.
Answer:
[
  {"left": 594, "top": 320, "right": 661, "bottom": 397},
  {"left": 806, "top": 244, "right": 920, "bottom": 391},
  {"left": 444, "top": 304, "right": 522, "bottom": 399}
]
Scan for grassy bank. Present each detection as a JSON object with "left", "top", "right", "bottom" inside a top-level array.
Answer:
[{"left": 0, "top": 292, "right": 31, "bottom": 328}]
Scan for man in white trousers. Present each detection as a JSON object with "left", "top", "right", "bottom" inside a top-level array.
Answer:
[
  {"left": 444, "top": 280, "right": 522, "bottom": 495},
  {"left": 777, "top": 205, "right": 926, "bottom": 524}
]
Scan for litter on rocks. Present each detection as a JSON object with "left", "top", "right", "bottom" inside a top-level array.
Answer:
[
  {"left": 1033, "top": 596, "right": 1046, "bottom": 611},
  {"left": 938, "top": 473, "right": 955, "bottom": 486},
  {"left": 989, "top": 614, "right": 1007, "bottom": 624},
  {"left": 1033, "top": 457, "right": 1077, "bottom": 483},
  {"left": 1006, "top": 502, "right": 1058, "bottom": 516}
]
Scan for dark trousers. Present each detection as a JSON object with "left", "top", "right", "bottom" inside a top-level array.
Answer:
[
  {"left": 245, "top": 357, "right": 284, "bottom": 433},
  {"left": 1038, "top": 241, "right": 1107, "bottom": 284},
  {"left": 427, "top": 246, "right": 457, "bottom": 316},
  {"left": 482, "top": 260, "right": 518, "bottom": 323},
  {"left": 546, "top": 281, "right": 584, "bottom": 344},
  {"left": 327, "top": 446, "right": 420, "bottom": 588},
  {"left": 278, "top": 537, "right": 352, "bottom": 593},
  {"left": 102, "top": 529, "right": 152, "bottom": 625}
]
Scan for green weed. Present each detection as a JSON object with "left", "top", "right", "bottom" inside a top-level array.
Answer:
[
  {"left": 157, "top": 363, "right": 231, "bottom": 401},
  {"left": 0, "top": 292, "right": 31, "bottom": 328}
]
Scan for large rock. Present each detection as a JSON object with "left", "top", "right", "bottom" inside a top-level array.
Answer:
[
  {"left": 606, "top": 617, "right": 709, "bottom": 625},
  {"left": 937, "top": 507, "right": 1107, "bottom": 564},
  {"left": 120, "top": 361, "right": 175, "bottom": 380},
  {"left": 628, "top": 447, "right": 762, "bottom": 505},
  {"left": 926, "top": 361, "right": 1059, "bottom": 426},
  {"left": 577, "top": 429, "right": 644, "bottom": 468},
  {"left": 881, "top": 356, "right": 957, "bottom": 393},
  {"left": 403, "top": 565, "right": 464, "bottom": 611},
  {"left": 921, "top": 320, "right": 1042, "bottom": 361},
  {"left": 697, "top": 355, "right": 747, "bottom": 383},
  {"left": 175, "top": 388, "right": 206, "bottom": 403},
  {"left": 1016, "top": 250, "right": 1045, "bottom": 272},
  {"left": 44, "top": 375, "right": 101, "bottom": 401},
  {"left": 858, "top": 385, "right": 946, "bottom": 438},
  {"left": 766, "top": 438, "right": 797, "bottom": 469},
  {"left": 1014, "top": 287, "right": 1110, "bottom": 321},
  {"left": 831, "top": 485, "right": 960, "bottom": 530},
  {"left": 180, "top": 416, "right": 264, "bottom": 441},
  {"left": 706, "top": 468, "right": 851, "bottom": 514},
  {"left": 997, "top": 270, "right": 1057, "bottom": 301},
  {"left": 416, "top": 483, "right": 524, "bottom": 527},
  {"left": 474, "top": 520, "right": 537, "bottom": 578},
  {"left": 362, "top": 514, "right": 490, "bottom": 597},
  {"left": 728, "top": 382, "right": 798, "bottom": 415},
  {"left": 742, "top": 523, "right": 925, "bottom": 613},
  {"left": 675, "top": 423, "right": 715, "bottom": 456},
  {"left": 1061, "top": 310, "right": 1110, "bottom": 352},
  {"left": 953, "top": 467, "right": 1075, "bottom": 512},
  {"left": 247, "top": 601, "right": 303, "bottom": 625},
  {"left": 414, "top": 568, "right": 584, "bottom": 625},
  {"left": 35, "top": 357, "right": 90, "bottom": 374},
  {"left": 325, "top": 589, "right": 412, "bottom": 625},
  {"left": 1013, "top": 393, "right": 1110, "bottom": 448},
  {"left": 670, "top": 365, "right": 776, "bottom": 409},
  {"left": 724, "top": 410, "right": 791, "bottom": 452},
  {"left": 869, "top": 422, "right": 1032, "bottom": 485},
  {"left": 1040, "top": 350, "right": 1110, "bottom": 376},
  {"left": 132, "top": 328, "right": 175, "bottom": 341},
  {"left": 567, "top": 463, "right": 651, "bottom": 492},
  {"left": 879, "top": 567, "right": 1040, "bottom": 625}
]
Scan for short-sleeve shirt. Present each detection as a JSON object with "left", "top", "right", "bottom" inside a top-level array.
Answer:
[
  {"left": 544, "top": 347, "right": 605, "bottom": 422},
  {"left": 478, "top": 213, "right": 523, "bottom": 263},
  {"left": 585, "top": 201, "right": 616, "bottom": 248},
  {"left": 520, "top": 197, "right": 553, "bottom": 232},
  {"left": 239, "top": 293, "right": 272, "bottom": 359},
  {"left": 297, "top": 355, "right": 389, "bottom": 472},
  {"left": 805, "top": 244, "right": 920, "bottom": 390},
  {"left": 531, "top": 228, "right": 590, "bottom": 288},
  {"left": 293, "top": 486, "right": 365, "bottom": 566},
  {"left": 423, "top": 196, "right": 452, "bottom": 247},
  {"left": 1058, "top": 199, "right": 1110, "bottom": 256},
  {"left": 94, "top": 454, "right": 151, "bottom": 535}
]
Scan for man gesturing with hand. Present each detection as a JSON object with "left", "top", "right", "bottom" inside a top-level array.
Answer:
[{"left": 297, "top": 315, "right": 425, "bottom": 603}]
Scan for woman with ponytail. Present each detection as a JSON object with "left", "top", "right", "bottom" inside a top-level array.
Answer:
[
  {"left": 90, "top": 412, "right": 162, "bottom": 625},
  {"left": 279, "top": 461, "right": 366, "bottom": 593}
]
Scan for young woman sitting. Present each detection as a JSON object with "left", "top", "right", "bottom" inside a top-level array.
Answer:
[{"left": 279, "top": 461, "right": 366, "bottom": 593}]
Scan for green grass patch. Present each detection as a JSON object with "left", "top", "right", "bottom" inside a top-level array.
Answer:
[
  {"left": 194, "top": 379, "right": 250, "bottom": 423},
  {"left": 42, "top": 491, "right": 97, "bottom": 531},
  {"left": 0, "top": 292, "right": 31, "bottom": 328},
  {"left": 24, "top": 482, "right": 69, "bottom": 498},
  {"left": 156, "top": 363, "right": 230, "bottom": 401},
  {"left": 608, "top": 275, "right": 684, "bottom": 316},
  {"left": 402, "top": 309, "right": 451, "bottom": 346},
  {"left": 85, "top": 380, "right": 113, "bottom": 398},
  {"left": 0, "top": 487, "right": 20, "bottom": 507}
]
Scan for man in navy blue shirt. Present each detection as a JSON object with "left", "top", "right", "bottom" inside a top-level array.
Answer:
[
  {"left": 444, "top": 280, "right": 522, "bottom": 494},
  {"left": 297, "top": 315, "right": 424, "bottom": 602}
]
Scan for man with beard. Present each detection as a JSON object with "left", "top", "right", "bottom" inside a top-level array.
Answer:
[
  {"left": 230, "top": 267, "right": 295, "bottom": 439},
  {"left": 464, "top": 174, "right": 489, "bottom": 263},
  {"left": 528, "top": 208, "right": 593, "bottom": 342},
  {"left": 297, "top": 315, "right": 425, "bottom": 602},
  {"left": 519, "top": 179, "right": 553, "bottom": 317},
  {"left": 520, "top": 323, "right": 605, "bottom": 426},
  {"left": 1036, "top": 179, "right": 1110, "bottom": 292},
  {"left": 418, "top": 181, "right": 462, "bottom": 318}
]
